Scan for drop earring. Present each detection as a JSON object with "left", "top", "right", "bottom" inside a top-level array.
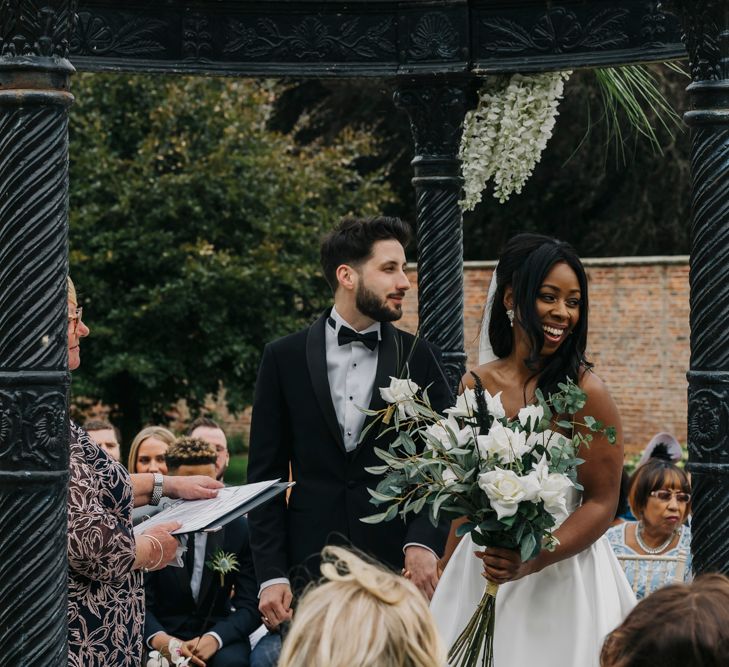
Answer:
[{"left": 506, "top": 309, "right": 515, "bottom": 327}]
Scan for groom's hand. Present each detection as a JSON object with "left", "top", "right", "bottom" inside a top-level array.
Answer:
[
  {"left": 259, "top": 583, "right": 293, "bottom": 630},
  {"left": 404, "top": 546, "right": 439, "bottom": 600}
]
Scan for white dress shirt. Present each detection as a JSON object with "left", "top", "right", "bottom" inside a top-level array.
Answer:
[{"left": 326, "top": 305, "right": 380, "bottom": 451}]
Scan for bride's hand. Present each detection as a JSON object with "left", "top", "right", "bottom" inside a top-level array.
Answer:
[{"left": 475, "top": 547, "right": 535, "bottom": 584}]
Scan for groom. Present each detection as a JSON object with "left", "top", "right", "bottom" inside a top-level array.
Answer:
[{"left": 247, "top": 216, "right": 452, "bottom": 630}]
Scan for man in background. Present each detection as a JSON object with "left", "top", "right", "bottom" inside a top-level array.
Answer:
[
  {"left": 85, "top": 418, "right": 121, "bottom": 462},
  {"left": 144, "top": 436, "right": 259, "bottom": 667},
  {"left": 188, "top": 417, "right": 230, "bottom": 482}
]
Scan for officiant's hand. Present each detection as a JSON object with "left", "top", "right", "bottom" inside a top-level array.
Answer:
[
  {"left": 403, "top": 546, "right": 439, "bottom": 600},
  {"left": 475, "top": 547, "right": 534, "bottom": 584},
  {"left": 164, "top": 475, "right": 223, "bottom": 500},
  {"left": 259, "top": 583, "right": 293, "bottom": 630}
]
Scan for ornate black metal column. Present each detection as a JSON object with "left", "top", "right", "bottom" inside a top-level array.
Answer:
[
  {"left": 0, "top": 3, "right": 75, "bottom": 664},
  {"left": 395, "top": 79, "right": 473, "bottom": 392},
  {"left": 665, "top": 0, "right": 729, "bottom": 574}
]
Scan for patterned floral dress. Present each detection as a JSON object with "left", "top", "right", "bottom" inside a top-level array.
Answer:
[{"left": 67, "top": 421, "right": 143, "bottom": 666}]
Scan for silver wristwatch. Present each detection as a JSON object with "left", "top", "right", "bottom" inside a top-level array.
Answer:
[{"left": 150, "top": 472, "right": 164, "bottom": 506}]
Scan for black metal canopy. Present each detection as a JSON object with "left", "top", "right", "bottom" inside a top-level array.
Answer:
[
  {"left": 4, "top": 2, "right": 729, "bottom": 666},
  {"left": 68, "top": 1, "right": 686, "bottom": 77}
]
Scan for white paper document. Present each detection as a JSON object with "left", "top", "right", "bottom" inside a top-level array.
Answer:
[{"left": 133, "top": 479, "right": 282, "bottom": 536}]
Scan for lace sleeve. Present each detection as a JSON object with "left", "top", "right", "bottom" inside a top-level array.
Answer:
[{"left": 67, "top": 425, "right": 137, "bottom": 582}]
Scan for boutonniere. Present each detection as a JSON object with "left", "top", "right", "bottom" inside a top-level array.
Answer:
[{"left": 206, "top": 549, "right": 240, "bottom": 587}]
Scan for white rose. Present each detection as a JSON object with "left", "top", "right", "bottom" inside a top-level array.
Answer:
[
  {"left": 529, "top": 454, "right": 573, "bottom": 523},
  {"left": 518, "top": 404, "right": 545, "bottom": 429},
  {"left": 379, "top": 376, "right": 420, "bottom": 419},
  {"left": 425, "top": 416, "right": 475, "bottom": 451},
  {"left": 444, "top": 388, "right": 478, "bottom": 418},
  {"left": 477, "top": 421, "right": 529, "bottom": 464},
  {"left": 478, "top": 468, "right": 540, "bottom": 520}
]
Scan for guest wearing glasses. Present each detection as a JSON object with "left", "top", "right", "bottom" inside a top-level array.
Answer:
[
  {"left": 65, "top": 277, "right": 223, "bottom": 666},
  {"left": 606, "top": 458, "right": 692, "bottom": 599}
]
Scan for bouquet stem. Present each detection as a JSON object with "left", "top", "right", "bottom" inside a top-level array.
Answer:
[{"left": 448, "top": 581, "right": 499, "bottom": 667}]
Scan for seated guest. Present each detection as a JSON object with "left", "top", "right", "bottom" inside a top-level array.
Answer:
[
  {"left": 145, "top": 437, "right": 259, "bottom": 667},
  {"left": 129, "top": 425, "right": 176, "bottom": 474},
  {"left": 606, "top": 458, "right": 692, "bottom": 599},
  {"left": 278, "top": 546, "right": 445, "bottom": 667},
  {"left": 188, "top": 417, "right": 230, "bottom": 482},
  {"left": 85, "top": 418, "right": 122, "bottom": 462},
  {"left": 600, "top": 574, "right": 729, "bottom": 667}
]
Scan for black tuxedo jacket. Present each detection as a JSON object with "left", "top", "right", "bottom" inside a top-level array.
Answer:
[
  {"left": 144, "top": 517, "right": 259, "bottom": 647},
  {"left": 247, "top": 310, "right": 453, "bottom": 588}
]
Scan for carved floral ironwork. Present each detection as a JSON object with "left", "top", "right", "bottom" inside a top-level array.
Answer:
[
  {"left": 70, "top": 11, "right": 167, "bottom": 57},
  {"left": 224, "top": 16, "right": 395, "bottom": 60},
  {"left": 0, "top": 0, "right": 77, "bottom": 58},
  {"left": 688, "top": 386, "right": 727, "bottom": 457},
  {"left": 408, "top": 12, "right": 460, "bottom": 60},
  {"left": 183, "top": 12, "right": 214, "bottom": 60},
  {"left": 480, "top": 8, "right": 630, "bottom": 55},
  {"left": 0, "top": 390, "right": 67, "bottom": 467},
  {"left": 660, "top": 0, "right": 726, "bottom": 81}
]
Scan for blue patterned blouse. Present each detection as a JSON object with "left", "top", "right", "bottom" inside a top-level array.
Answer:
[{"left": 606, "top": 521, "right": 692, "bottom": 600}]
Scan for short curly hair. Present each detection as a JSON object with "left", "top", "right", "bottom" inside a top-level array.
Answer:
[{"left": 165, "top": 436, "right": 217, "bottom": 471}]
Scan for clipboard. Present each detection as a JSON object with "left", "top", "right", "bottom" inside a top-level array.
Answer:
[{"left": 134, "top": 479, "right": 294, "bottom": 536}]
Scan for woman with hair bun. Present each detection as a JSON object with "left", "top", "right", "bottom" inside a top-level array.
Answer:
[
  {"left": 430, "top": 234, "right": 635, "bottom": 666},
  {"left": 279, "top": 546, "right": 445, "bottom": 667}
]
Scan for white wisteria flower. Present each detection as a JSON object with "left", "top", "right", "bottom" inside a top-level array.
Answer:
[
  {"left": 380, "top": 376, "right": 421, "bottom": 418},
  {"left": 459, "top": 70, "right": 572, "bottom": 208},
  {"left": 425, "top": 416, "right": 474, "bottom": 451},
  {"left": 477, "top": 420, "right": 529, "bottom": 464},
  {"left": 477, "top": 468, "right": 540, "bottom": 520},
  {"left": 518, "top": 404, "right": 545, "bottom": 429}
]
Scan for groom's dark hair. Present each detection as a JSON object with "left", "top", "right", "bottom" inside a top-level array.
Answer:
[{"left": 320, "top": 216, "right": 412, "bottom": 293}]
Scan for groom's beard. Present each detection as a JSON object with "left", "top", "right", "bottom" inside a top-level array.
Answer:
[{"left": 356, "top": 282, "right": 404, "bottom": 322}]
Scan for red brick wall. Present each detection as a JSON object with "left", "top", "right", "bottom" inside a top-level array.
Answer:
[{"left": 398, "top": 258, "right": 690, "bottom": 456}]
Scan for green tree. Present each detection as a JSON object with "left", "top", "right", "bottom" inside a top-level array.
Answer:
[{"left": 69, "top": 74, "right": 393, "bottom": 440}]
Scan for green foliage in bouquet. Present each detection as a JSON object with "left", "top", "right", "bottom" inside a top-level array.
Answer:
[{"left": 362, "top": 375, "right": 616, "bottom": 563}]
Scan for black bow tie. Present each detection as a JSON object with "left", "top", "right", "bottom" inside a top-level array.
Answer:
[{"left": 334, "top": 322, "right": 379, "bottom": 351}]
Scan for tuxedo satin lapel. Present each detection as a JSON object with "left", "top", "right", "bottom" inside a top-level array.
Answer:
[
  {"left": 306, "top": 312, "right": 346, "bottom": 452},
  {"left": 353, "top": 323, "right": 399, "bottom": 458},
  {"left": 197, "top": 529, "right": 225, "bottom": 609}
]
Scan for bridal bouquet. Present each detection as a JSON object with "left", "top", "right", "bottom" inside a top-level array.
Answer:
[{"left": 362, "top": 374, "right": 615, "bottom": 667}]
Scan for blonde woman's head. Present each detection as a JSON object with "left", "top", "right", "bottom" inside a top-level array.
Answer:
[
  {"left": 279, "top": 546, "right": 445, "bottom": 667},
  {"left": 127, "top": 425, "right": 176, "bottom": 474}
]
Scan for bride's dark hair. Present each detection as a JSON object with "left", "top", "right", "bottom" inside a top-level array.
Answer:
[{"left": 489, "top": 233, "right": 591, "bottom": 399}]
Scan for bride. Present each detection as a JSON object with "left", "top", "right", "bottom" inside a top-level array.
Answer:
[{"left": 430, "top": 234, "right": 635, "bottom": 666}]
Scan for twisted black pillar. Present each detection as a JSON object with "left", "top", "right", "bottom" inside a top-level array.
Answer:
[
  {"left": 663, "top": 0, "right": 729, "bottom": 574},
  {"left": 395, "top": 79, "right": 473, "bottom": 393},
  {"left": 0, "top": 3, "right": 75, "bottom": 664}
]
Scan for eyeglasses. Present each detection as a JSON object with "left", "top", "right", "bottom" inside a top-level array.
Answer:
[
  {"left": 650, "top": 489, "right": 691, "bottom": 503},
  {"left": 68, "top": 306, "right": 84, "bottom": 334}
]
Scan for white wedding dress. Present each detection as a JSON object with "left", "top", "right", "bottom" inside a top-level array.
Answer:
[{"left": 430, "top": 486, "right": 636, "bottom": 667}]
